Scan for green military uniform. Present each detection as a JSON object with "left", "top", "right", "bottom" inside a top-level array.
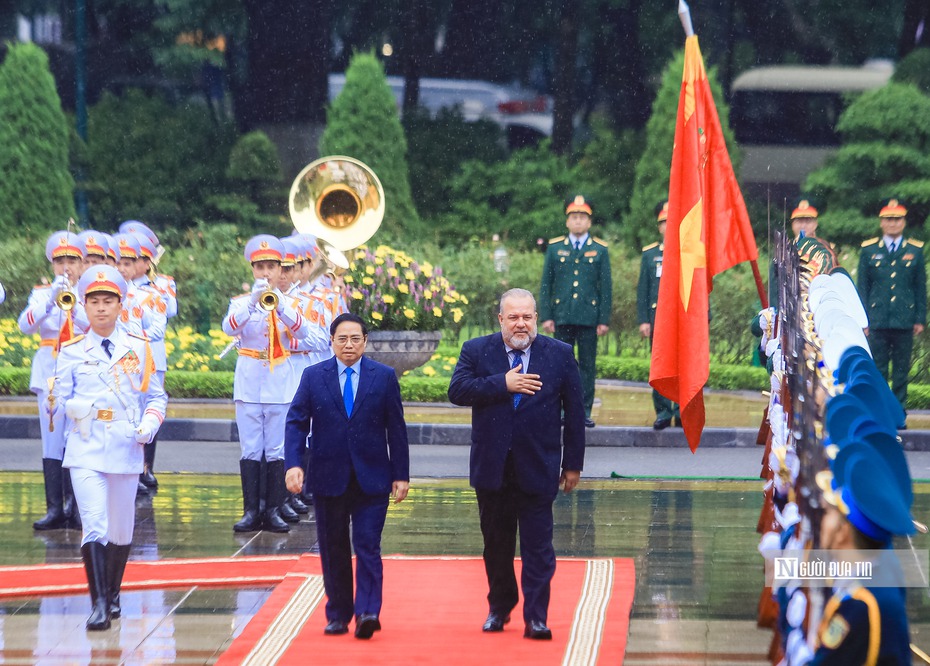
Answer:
[
  {"left": 539, "top": 234, "right": 612, "bottom": 418},
  {"left": 857, "top": 236, "right": 926, "bottom": 410},
  {"left": 637, "top": 241, "right": 680, "bottom": 425}
]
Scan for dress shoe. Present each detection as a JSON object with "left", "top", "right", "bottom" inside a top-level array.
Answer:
[
  {"left": 324, "top": 619, "right": 349, "bottom": 635},
  {"left": 140, "top": 467, "right": 158, "bottom": 489},
  {"left": 653, "top": 417, "right": 672, "bottom": 431},
  {"left": 354, "top": 613, "right": 381, "bottom": 639},
  {"left": 482, "top": 611, "right": 511, "bottom": 632},
  {"left": 584, "top": 418, "right": 596, "bottom": 428},
  {"left": 524, "top": 619, "right": 552, "bottom": 640},
  {"left": 289, "top": 494, "right": 310, "bottom": 514}
]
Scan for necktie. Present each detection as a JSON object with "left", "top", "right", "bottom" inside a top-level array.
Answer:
[
  {"left": 343, "top": 367, "right": 354, "bottom": 417},
  {"left": 574, "top": 240, "right": 580, "bottom": 251},
  {"left": 102, "top": 339, "right": 113, "bottom": 359},
  {"left": 511, "top": 350, "right": 524, "bottom": 409},
  {"left": 889, "top": 240, "right": 897, "bottom": 254}
]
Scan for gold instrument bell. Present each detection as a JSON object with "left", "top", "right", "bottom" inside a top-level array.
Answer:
[
  {"left": 289, "top": 156, "right": 385, "bottom": 252},
  {"left": 56, "top": 290, "right": 77, "bottom": 311}
]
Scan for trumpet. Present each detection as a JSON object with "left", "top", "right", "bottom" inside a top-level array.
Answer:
[
  {"left": 56, "top": 290, "right": 77, "bottom": 311},
  {"left": 258, "top": 289, "right": 279, "bottom": 312}
]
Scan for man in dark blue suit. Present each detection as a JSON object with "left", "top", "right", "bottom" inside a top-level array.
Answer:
[
  {"left": 285, "top": 313, "right": 410, "bottom": 639},
  {"left": 449, "top": 288, "right": 585, "bottom": 640}
]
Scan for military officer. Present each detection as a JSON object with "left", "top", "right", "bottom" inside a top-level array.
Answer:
[
  {"left": 638, "top": 202, "right": 680, "bottom": 430},
  {"left": 539, "top": 195, "right": 612, "bottom": 427},
  {"left": 857, "top": 199, "right": 926, "bottom": 416},
  {"left": 19, "top": 231, "right": 90, "bottom": 530},
  {"left": 55, "top": 265, "right": 167, "bottom": 631},
  {"left": 222, "top": 235, "right": 314, "bottom": 533}
]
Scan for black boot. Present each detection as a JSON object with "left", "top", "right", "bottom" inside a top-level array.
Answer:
[
  {"left": 106, "top": 543, "right": 131, "bottom": 619},
  {"left": 290, "top": 493, "right": 310, "bottom": 514},
  {"left": 140, "top": 440, "right": 158, "bottom": 488},
  {"left": 61, "top": 466, "right": 81, "bottom": 529},
  {"left": 234, "top": 459, "right": 263, "bottom": 532},
  {"left": 34, "top": 459, "right": 67, "bottom": 530},
  {"left": 81, "top": 541, "right": 111, "bottom": 630},
  {"left": 263, "top": 460, "right": 290, "bottom": 533}
]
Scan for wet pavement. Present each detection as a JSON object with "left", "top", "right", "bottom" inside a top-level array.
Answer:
[{"left": 4, "top": 468, "right": 930, "bottom": 664}]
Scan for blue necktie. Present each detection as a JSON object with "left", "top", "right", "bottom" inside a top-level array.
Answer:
[
  {"left": 573, "top": 240, "right": 580, "bottom": 251},
  {"left": 889, "top": 240, "right": 897, "bottom": 254},
  {"left": 511, "top": 350, "right": 524, "bottom": 409},
  {"left": 102, "top": 339, "right": 113, "bottom": 358},
  {"left": 343, "top": 367, "right": 354, "bottom": 417}
]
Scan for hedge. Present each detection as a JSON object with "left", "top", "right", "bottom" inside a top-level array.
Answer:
[{"left": 2, "top": 364, "right": 928, "bottom": 410}]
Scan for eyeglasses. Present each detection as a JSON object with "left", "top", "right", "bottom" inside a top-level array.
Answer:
[{"left": 333, "top": 335, "right": 365, "bottom": 346}]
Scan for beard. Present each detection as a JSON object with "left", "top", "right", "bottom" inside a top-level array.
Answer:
[{"left": 504, "top": 328, "right": 536, "bottom": 350}]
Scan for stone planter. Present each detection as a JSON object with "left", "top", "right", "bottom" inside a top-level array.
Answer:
[{"left": 365, "top": 330, "right": 442, "bottom": 377}]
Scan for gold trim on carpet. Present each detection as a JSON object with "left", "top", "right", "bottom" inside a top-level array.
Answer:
[
  {"left": 563, "top": 559, "right": 614, "bottom": 665},
  {"left": 241, "top": 575, "right": 325, "bottom": 666}
]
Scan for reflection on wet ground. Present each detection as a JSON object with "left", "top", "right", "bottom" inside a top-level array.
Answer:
[{"left": 3, "top": 474, "right": 930, "bottom": 664}]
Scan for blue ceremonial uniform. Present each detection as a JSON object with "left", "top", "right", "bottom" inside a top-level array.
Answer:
[{"left": 813, "top": 584, "right": 911, "bottom": 665}]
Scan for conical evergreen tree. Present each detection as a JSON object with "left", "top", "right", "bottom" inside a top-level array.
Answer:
[
  {"left": 626, "top": 49, "right": 737, "bottom": 249},
  {"left": 320, "top": 52, "right": 421, "bottom": 238},
  {"left": 0, "top": 42, "right": 75, "bottom": 235}
]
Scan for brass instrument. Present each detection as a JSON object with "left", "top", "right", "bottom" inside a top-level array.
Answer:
[
  {"left": 258, "top": 289, "right": 279, "bottom": 312},
  {"left": 56, "top": 290, "right": 76, "bottom": 311},
  {"left": 289, "top": 156, "right": 384, "bottom": 252}
]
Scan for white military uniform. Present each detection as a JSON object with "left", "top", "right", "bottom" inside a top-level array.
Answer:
[
  {"left": 286, "top": 285, "right": 333, "bottom": 378},
  {"left": 18, "top": 284, "right": 90, "bottom": 458},
  {"left": 222, "top": 292, "right": 312, "bottom": 460},
  {"left": 57, "top": 328, "right": 167, "bottom": 545},
  {"left": 129, "top": 277, "right": 169, "bottom": 374},
  {"left": 154, "top": 273, "right": 178, "bottom": 319}
]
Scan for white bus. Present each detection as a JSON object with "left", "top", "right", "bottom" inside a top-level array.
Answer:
[{"left": 729, "top": 61, "right": 894, "bottom": 198}]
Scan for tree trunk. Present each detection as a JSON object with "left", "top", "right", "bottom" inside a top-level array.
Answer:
[
  {"left": 551, "top": 0, "right": 579, "bottom": 154},
  {"left": 899, "top": 0, "right": 930, "bottom": 57},
  {"left": 401, "top": 0, "right": 437, "bottom": 112},
  {"left": 238, "top": 0, "right": 332, "bottom": 129}
]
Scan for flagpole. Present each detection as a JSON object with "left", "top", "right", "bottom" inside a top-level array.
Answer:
[{"left": 678, "top": 0, "right": 768, "bottom": 310}]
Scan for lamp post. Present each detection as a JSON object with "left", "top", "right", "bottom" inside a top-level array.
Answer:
[{"left": 74, "top": 0, "right": 88, "bottom": 223}]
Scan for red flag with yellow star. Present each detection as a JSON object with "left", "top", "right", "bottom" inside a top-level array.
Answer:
[{"left": 649, "top": 35, "right": 758, "bottom": 452}]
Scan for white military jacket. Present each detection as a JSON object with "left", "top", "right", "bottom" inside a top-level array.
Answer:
[
  {"left": 221, "top": 292, "right": 315, "bottom": 403},
  {"left": 18, "top": 284, "right": 90, "bottom": 393},
  {"left": 58, "top": 328, "right": 168, "bottom": 474}
]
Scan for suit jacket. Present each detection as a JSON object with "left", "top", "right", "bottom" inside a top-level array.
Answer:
[
  {"left": 285, "top": 355, "right": 409, "bottom": 497},
  {"left": 448, "top": 332, "right": 585, "bottom": 496}
]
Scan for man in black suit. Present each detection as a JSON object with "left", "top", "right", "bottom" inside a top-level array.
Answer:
[
  {"left": 285, "top": 313, "right": 410, "bottom": 639},
  {"left": 448, "top": 288, "right": 585, "bottom": 640}
]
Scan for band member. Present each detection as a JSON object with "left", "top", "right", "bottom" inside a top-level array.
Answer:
[
  {"left": 79, "top": 231, "right": 110, "bottom": 270},
  {"left": 126, "top": 230, "right": 171, "bottom": 489},
  {"left": 19, "top": 231, "right": 90, "bottom": 531},
  {"left": 54, "top": 265, "right": 167, "bottom": 630},
  {"left": 223, "top": 235, "right": 313, "bottom": 533}
]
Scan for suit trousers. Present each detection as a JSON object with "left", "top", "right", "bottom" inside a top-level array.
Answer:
[
  {"left": 70, "top": 467, "right": 137, "bottom": 546},
  {"left": 869, "top": 328, "right": 913, "bottom": 411},
  {"left": 313, "top": 470, "right": 390, "bottom": 622},
  {"left": 475, "top": 454, "right": 556, "bottom": 624},
  {"left": 235, "top": 401, "right": 288, "bottom": 461},
  {"left": 554, "top": 324, "right": 596, "bottom": 416}
]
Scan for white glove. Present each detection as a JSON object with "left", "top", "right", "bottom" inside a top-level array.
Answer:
[
  {"left": 65, "top": 398, "right": 95, "bottom": 441},
  {"left": 51, "top": 274, "right": 70, "bottom": 296},
  {"left": 273, "top": 289, "right": 287, "bottom": 313},
  {"left": 250, "top": 279, "right": 269, "bottom": 307},
  {"left": 135, "top": 414, "right": 160, "bottom": 444}
]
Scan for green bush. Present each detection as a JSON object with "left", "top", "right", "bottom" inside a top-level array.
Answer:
[
  {"left": 0, "top": 42, "right": 75, "bottom": 236},
  {"left": 0, "top": 368, "right": 30, "bottom": 395},
  {"left": 158, "top": 222, "right": 255, "bottom": 335},
  {"left": 399, "top": 377, "right": 452, "bottom": 403},
  {"left": 84, "top": 89, "right": 237, "bottom": 229},
  {"left": 893, "top": 48, "right": 930, "bottom": 96},
  {"left": 805, "top": 83, "right": 930, "bottom": 228},
  {"left": 437, "top": 141, "right": 593, "bottom": 251},
  {"left": 404, "top": 107, "right": 506, "bottom": 218},
  {"left": 320, "top": 52, "right": 422, "bottom": 238},
  {"left": 165, "top": 371, "right": 234, "bottom": 399},
  {"left": 0, "top": 237, "right": 52, "bottom": 317}
]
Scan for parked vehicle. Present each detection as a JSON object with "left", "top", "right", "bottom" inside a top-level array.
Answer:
[
  {"left": 729, "top": 60, "right": 894, "bottom": 198},
  {"left": 328, "top": 73, "right": 553, "bottom": 148}
]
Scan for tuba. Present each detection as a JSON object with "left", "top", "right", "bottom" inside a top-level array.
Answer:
[{"left": 289, "top": 156, "right": 384, "bottom": 254}]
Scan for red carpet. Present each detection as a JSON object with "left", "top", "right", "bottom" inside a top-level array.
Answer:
[
  {"left": 0, "top": 555, "right": 299, "bottom": 598},
  {"left": 218, "top": 555, "right": 635, "bottom": 666}
]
